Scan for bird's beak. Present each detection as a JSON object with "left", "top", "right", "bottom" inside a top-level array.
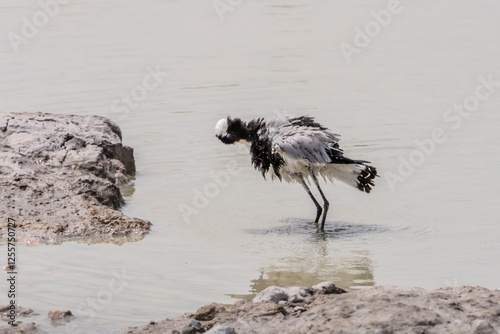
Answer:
[{"left": 216, "top": 133, "right": 235, "bottom": 144}]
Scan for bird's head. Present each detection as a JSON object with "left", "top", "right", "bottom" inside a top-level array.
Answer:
[{"left": 215, "top": 116, "right": 249, "bottom": 144}]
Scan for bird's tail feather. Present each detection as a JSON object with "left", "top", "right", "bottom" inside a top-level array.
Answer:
[{"left": 320, "top": 163, "right": 377, "bottom": 193}]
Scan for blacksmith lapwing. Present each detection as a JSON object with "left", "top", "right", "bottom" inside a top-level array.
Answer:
[{"left": 215, "top": 116, "right": 377, "bottom": 230}]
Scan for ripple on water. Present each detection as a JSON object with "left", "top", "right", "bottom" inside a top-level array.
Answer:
[{"left": 244, "top": 218, "right": 390, "bottom": 241}]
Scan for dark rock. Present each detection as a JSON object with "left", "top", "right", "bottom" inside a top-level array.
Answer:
[
  {"left": 195, "top": 303, "right": 225, "bottom": 321},
  {"left": 181, "top": 320, "right": 205, "bottom": 334}
]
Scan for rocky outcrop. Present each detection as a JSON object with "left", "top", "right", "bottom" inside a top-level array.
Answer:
[
  {"left": 122, "top": 283, "right": 500, "bottom": 334},
  {"left": 0, "top": 112, "right": 151, "bottom": 244}
]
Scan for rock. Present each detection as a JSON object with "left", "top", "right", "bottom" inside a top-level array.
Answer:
[
  {"left": 0, "top": 305, "right": 37, "bottom": 321},
  {"left": 293, "top": 306, "right": 306, "bottom": 313},
  {"left": 0, "top": 112, "right": 151, "bottom": 244},
  {"left": 285, "top": 286, "right": 313, "bottom": 303},
  {"left": 252, "top": 286, "right": 289, "bottom": 303},
  {"left": 473, "top": 322, "right": 497, "bottom": 334},
  {"left": 181, "top": 320, "right": 205, "bottom": 334},
  {"left": 253, "top": 286, "right": 316, "bottom": 303},
  {"left": 205, "top": 326, "right": 237, "bottom": 334},
  {"left": 195, "top": 303, "right": 225, "bottom": 321},
  {"left": 0, "top": 322, "right": 45, "bottom": 334},
  {"left": 48, "top": 309, "right": 73, "bottom": 321},
  {"left": 312, "top": 281, "right": 344, "bottom": 294}
]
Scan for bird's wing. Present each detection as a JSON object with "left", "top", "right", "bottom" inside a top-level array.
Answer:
[{"left": 271, "top": 126, "right": 343, "bottom": 164}]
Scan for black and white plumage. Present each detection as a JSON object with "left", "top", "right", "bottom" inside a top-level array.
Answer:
[{"left": 215, "top": 116, "right": 377, "bottom": 230}]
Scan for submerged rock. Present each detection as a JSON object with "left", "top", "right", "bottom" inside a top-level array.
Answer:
[
  {"left": 48, "top": 309, "right": 73, "bottom": 321},
  {"left": 0, "top": 112, "right": 151, "bottom": 244},
  {"left": 0, "top": 305, "right": 37, "bottom": 322},
  {"left": 0, "top": 322, "right": 45, "bottom": 334}
]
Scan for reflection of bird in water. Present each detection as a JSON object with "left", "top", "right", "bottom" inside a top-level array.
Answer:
[
  {"left": 215, "top": 116, "right": 378, "bottom": 229},
  {"left": 229, "top": 254, "right": 375, "bottom": 300}
]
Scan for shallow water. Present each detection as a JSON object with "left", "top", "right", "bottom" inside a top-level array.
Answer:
[{"left": 1, "top": 0, "right": 500, "bottom": 332}]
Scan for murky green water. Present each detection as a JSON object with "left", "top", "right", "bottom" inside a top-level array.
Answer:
[{"left": 1, "top": 0, "right": 500, "bottom": 332}]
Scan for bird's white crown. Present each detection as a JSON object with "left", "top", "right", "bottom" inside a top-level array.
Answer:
[{"left": 215, "top": 118, "right": 228, "bottom": 136}]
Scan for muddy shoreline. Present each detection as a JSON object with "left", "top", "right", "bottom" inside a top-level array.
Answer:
[
  {"left": 2, "top": 283, "right": 499, "bottom": 333},
  {"left": 119, "top": 283, "right": 500, "bottom": 334}
]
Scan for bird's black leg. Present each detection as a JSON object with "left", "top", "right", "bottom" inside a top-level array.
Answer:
[
  {"left": 310, "top": 171, "right": 329, "bottom": 230},
  {"left": 298, "top": 176, "right": 322, "bottom": 223}
]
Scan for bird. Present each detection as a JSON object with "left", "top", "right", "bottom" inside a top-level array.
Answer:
[{"left": 215, "top": 115, "right": 377, "bottom": 230}]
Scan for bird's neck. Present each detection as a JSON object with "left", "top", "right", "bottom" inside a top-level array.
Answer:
[
  {"left": 245, "top": 118, "right": 266, "bottom": 142},
  {"left": 237, "top": 139, "right": 251, "bottom": 148}
]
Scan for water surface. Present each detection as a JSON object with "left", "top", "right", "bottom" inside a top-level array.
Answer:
[{"left": 1, "top": 0, "right": 499, "bottom": 332}]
